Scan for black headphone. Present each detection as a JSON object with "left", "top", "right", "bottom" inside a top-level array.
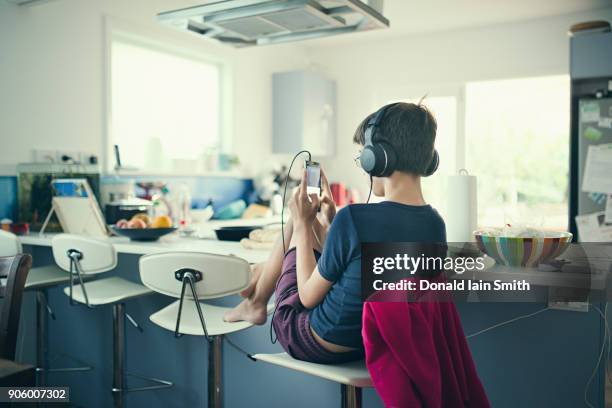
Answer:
[{"left": 359, "top": 103, "right": 439, "bottom": 177}]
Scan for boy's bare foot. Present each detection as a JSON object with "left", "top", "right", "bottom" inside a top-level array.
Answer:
[
  {"left": 223, "top": 298, "right": 268, "bottom": 325},
  {"left": 239, "top": 263, "right": 264, "bottom": 298}
]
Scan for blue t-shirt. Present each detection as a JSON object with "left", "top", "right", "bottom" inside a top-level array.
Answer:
[{"left": 310, "top": 201, "right": 446, "bottom": 349}]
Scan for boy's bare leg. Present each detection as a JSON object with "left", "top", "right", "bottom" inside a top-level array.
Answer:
[
  {"left": 224, "top": 217, "right": 325, "bottom": 325},
  {"left": 240, "top": 262, "right": 264, "bottom": 298},
  {"left": 224, "top": 219, "right": 296, "bottom": 324}
]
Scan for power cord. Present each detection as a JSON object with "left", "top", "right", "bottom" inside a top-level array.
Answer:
[
  {"left": 224, "top": 335, "right": 256, "bottom": 362},
  {"left": 465, "top": 307, "right": 549, "bottom": 339},
  {"left": 464, "top": 303, "right": 611, "bottom": 408},
  {"left": 585, "top": 303, "right": 610, "bottom": 408}
]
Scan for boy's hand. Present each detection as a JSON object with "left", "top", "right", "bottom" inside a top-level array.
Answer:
[
  {"left": 318, "top": 169, "right": 336, "bottom": 227},
  {"left": 289, "top": 170, "right": 320, "bottom": 228}
]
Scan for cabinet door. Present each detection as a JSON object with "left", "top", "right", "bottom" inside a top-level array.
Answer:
[
  {"left": 571, "top": 32, "right": 612, "bottom": 79},
  {"left": 272, "top": 72, "right": 305, "bottom": 154},
  {"left": 272, "top": 71, "right": 336, "bottom": 156},
  {"left": 303, "top": 72, "right": 336, "bottom": 156}
]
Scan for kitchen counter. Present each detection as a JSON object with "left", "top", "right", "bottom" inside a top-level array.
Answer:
[
  {"left": 20, "top": 233, "right": 270, "bottom": 264},
  {"left": 451, "top": 244, "right": 612, "bottom": 290},
  {"left": 19, "top": 217, "right": 281, "bottom": 264}
]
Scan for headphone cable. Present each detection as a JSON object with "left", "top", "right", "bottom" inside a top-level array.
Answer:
[
  {"left": 271, "top": 150, "right": 311, "bottom": 344},
  {"left": 281, "top": 150, "right": 311, "bottom": 254},
  {"left": 366, "top": 175, "right": 373, "bottom": 204}
]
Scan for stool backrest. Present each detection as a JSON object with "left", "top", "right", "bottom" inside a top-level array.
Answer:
[
  {"left": 0, "top": 254, "right": 32, "bottom": 360},
  {"left": 52, "top": 234, "right": 117, "bottom": 275},
  {"left": 139, "top": 252, "right": 250, "bottom": 300},
  {"left": 0, "top": 230, "right": 22, "bottom": 257}
]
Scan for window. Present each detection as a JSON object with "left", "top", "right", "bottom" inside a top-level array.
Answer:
[
  {"left": 109, "top": 34, "right": 223, "bottom": 174},
  {"left": 465, "top": 75, "right": 570, "bottom": 230}
]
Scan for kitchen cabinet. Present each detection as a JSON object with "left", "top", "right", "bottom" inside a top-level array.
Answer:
[
  {"left": 570, "top": 31, "right": 612, "bottom": 80},
  {"left": 272, "top": 70, "right": 336, "bottom": 156}
]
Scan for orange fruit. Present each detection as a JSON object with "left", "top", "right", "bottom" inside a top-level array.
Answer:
[{"left": 152, "top": 215, "right": 173, "bottom": 228}]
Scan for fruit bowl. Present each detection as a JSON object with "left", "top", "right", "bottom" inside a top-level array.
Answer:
[
  {"left": 111, "top": 226, "right": 177, "bottom": 242},
  {"left": 474, "top": 229, "right": 572, "bottom": 267}
]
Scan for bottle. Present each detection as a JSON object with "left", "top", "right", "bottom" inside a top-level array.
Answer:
[{"left": 176, "top": 184, "right": 192, "bottom": 230}]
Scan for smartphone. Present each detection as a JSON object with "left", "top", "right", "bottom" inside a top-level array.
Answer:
[{"left": 305, "top": 160, "right": 321, "bottom": 196}]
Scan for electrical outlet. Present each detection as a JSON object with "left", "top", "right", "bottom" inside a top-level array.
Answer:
[
  {"left": 56, "top": 150, "right": 82, "bottom": 164},
  {"left": 32, "top": 149, "right": 57, "bottom": 163},
  {"left": 548, "top": 301, "right": 589, "bottom": 312},
  {"left": 548, "top": 287, "right": 589, "bottom": 312}
]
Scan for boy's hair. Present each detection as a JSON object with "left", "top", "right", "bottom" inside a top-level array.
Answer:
[{"left": 353, "top": 102, "right": 437, "bottom": 176}]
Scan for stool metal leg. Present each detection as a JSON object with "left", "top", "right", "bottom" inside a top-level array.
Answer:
[
  {"left": 208, "top": 335, "right": 223, "bottom": 408},
  {"left": 340, "top": 384, "right": 362, "bottom": 408},
  {"left": 36, "top": 291, "right": 48, "bottom": 386},
  {"left": 112, "top": 303, "right": 126, "bottom": 408},
  {"left": 35, "top": 290, "right": 92, "bottom": 385},
  {"left": 111, "top": 303, "right": 173, "bottom": 406}
]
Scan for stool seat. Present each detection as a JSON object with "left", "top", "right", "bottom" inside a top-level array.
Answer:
[
  {"left": 253, "top": 353, "right": 372, "bottom": 388},
  {"left": 150, "top": 300, "right": 274, "bottom": 337},
  {"left": 63, "top": 277, "right": 152, "bottom": 306},
  {"left": 25, "top": 265, "right": 70, "bottom": 290}
]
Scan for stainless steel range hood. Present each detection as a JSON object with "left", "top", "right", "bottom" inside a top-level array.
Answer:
[{"left": 157, "top": 0, "right": 389, "bottom": 47}]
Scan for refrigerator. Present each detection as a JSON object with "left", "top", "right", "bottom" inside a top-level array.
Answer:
[{"left": 570, "top": 96, "right": 612, "bottom": 241}]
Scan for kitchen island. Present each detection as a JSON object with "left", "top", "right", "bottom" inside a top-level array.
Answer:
[{"left": 15, "top": 235, "right": 609, "bottom": 408}]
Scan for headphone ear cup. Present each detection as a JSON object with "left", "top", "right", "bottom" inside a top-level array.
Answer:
[
  {"left": 424, "top": 150, "right": 439, "bottom": 177},
  {"left": 377, "top": 142, "right": 397, "bottom": 177},
  {"left": 359, "top": 146, "right": 377, "bottom": 175}
]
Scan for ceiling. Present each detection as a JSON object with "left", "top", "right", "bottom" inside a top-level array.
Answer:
[
  {"left": 150, "top": 0, "right": 612, "bottom": 47},
  {"left": 306, "top": 0, "right": 612, "bottom": 46},
  {"left": 380, "top": 0, "right": 610, "bottom": 36}
]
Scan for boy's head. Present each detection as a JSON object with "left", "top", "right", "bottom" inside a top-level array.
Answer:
[{"left": 353, "top": 102, "right": 438, "bottom": 196}]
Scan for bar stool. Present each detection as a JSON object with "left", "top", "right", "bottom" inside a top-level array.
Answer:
[
  {"left": 0, "top": 230, "right": 92, "bottom": 384},
  {"left": 253, "top": 353, "right": 372, "bottom": 408},
  {"left": 139, "top": 251, "right": 273, "bottom": 408},
  {"left": 51, "top": 234, "right": 173, "bottom": 408}
]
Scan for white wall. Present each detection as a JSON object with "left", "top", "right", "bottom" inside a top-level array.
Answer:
[
  {"left": 2, "top": 1, "right": 612, "bottom": 189},
  {"left": 0, "top": 0, "right": 309, "bottom": 175},
  {"left": 304, "top": 7, "right": 612, "bottom": 197}
]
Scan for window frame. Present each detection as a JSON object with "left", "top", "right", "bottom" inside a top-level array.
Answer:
[{"left": 103, "top": 18, "right": 232, "bottom": 175}]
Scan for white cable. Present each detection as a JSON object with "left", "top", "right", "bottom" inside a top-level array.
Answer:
[
  {"left": 465, "top": 303, "right": 610, "bottom": 408},
  {"left": 465, "top": 307, "right": 549, "bottom": 339},
  {"left": 585, "top": 303, "right": 609, "bottom": 408},
  {"left": 592, "top": 304, "right": 612, "bottom": 385}
]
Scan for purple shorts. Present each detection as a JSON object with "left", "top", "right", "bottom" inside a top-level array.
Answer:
[{"left": 271, "top": 248, "right": 364, "bottom": 364}]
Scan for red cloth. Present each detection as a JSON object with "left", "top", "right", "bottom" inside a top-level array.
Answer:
[{"left": 362, "top": 283, "right": 490, "bottom": 408}]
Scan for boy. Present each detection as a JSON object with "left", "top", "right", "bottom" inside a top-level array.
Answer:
[{"left": 224, "top": 102, "right": 446, "bottom": 364}]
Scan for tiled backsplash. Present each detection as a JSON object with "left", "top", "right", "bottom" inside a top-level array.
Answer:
[
  {"left": 0, "top": 174, "right": 254, "bottom": 223},
  {"left": 116, "top": 175, "right": 255, "bottom": 211}
]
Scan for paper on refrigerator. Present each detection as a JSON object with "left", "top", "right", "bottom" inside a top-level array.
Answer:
[
  {"left": 582, "top": 144, "right": 612, "bottom": 194},
  {"left": 606, "top": 195, "right": 612, "bottom": 224},
  {"left": 575, "top": 211, "right": 612, "bottom": 242}
]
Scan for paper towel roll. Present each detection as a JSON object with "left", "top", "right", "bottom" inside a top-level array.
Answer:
[{"left": 446, "top": 170, "right": 478, "bottom": 243}]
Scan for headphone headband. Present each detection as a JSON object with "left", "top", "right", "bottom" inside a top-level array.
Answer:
[
  {"left": 360, "top": 102, "right": 439, "bottom": 178},
  {"left": 364, "top": 103, "right": 398, "bottom": 146}
]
